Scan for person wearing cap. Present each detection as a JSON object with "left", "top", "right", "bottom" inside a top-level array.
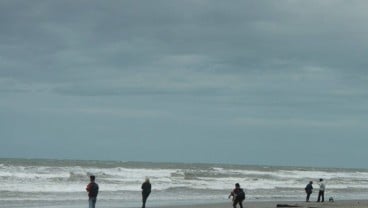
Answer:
[
  {"left": 86, "top": 175, "right": 99, "bottom": 208},
  {"left": 317, "top": 178, "right": 325, "bottom": 202}
]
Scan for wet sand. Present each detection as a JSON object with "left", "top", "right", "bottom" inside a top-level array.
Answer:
[{"left": 159, "top": 200, "right": 368, "bottom": 208}]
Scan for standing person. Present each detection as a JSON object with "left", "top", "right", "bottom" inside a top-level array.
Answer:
[
  {"left": 141, "top": 177, "right": 152, "bottom": 208},
  {"left": 305, "top": 181, "right": 313, "bottom": 202},
  {"left": 228, "top": 183, "right": 245, "bottom": 208},
  {"left": 317, "top": 178, "right": 325, "bottom": 202},
  {"left": 86, "top": 175, "right": 99, "bottom": 208}
]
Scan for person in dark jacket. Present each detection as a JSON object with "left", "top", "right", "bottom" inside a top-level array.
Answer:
[
  {"left": 228, "top": 183, "right": 245, "bottom": 208},
  {"left": 141, "top": 177, "right": 152, "bottom": 208},
  {"left": 305, "top": 181, "right": 313, "bottom": 202},
  {"left": 86, "top": 175, "right": 99, "bottom": 208}
]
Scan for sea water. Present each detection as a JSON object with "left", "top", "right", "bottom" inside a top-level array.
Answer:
[{"left": 1, "top": 158, "right": 368, "bottom": 208}]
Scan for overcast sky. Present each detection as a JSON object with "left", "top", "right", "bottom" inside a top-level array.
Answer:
[{"left": 1, "top": 1, "right": 368, "bottom": 168}]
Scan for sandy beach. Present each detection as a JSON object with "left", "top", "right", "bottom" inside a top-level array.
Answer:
[{"left": 159, "top": 200, "right": 368, "bottom": 208}]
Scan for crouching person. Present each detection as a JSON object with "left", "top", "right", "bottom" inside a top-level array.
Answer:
[{"left": 228, "top": 183, "right": 245, "bottom": 208}]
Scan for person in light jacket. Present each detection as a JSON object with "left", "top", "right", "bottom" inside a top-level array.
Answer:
[{"left": 317, "top": 178, "right": 325, "bottom": 202}]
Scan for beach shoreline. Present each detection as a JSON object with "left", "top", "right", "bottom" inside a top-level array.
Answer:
[
  {"left": 157, "top": 200, "right": 368, "bottom": 208},
  {"left": 2, "top": 199, "right": 367, "bottom": 208}
]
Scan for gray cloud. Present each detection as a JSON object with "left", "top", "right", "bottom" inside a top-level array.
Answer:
[
  {"left": 1, "top": 1, "right": 368, "bottom": 167},
  {"left": 2, "top": 1, "right": 368, "bottom": 81}
]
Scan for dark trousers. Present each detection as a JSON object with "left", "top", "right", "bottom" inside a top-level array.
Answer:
[
  {"left": 233, "top": 199, "right": 243, "bottom": 208},
  {"left": 142, "top": 193, "right": 150, "bottom": 208},
  {"left": 306, "top": 192, "right": 312, "bottom": 202},
  {"left": 317, "top": 191, "right": 324, "bottom": 202}
]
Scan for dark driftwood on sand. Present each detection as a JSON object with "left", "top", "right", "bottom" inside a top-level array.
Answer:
[{"left": 276, "top": 204, "right": 301, "bottom": 207}]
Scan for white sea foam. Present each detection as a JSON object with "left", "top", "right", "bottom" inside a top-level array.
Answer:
[{"left": 1, "top": 159, "right": 368, "bottom": 203}]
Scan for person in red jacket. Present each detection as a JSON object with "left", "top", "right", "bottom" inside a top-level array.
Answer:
[{"left": 86, "top": 175, "right": 99, "bottom": 208}]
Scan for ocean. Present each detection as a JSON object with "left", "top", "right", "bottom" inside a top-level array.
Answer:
[{"left": 1, "top": 158, "right": 368, "bottom": 208}]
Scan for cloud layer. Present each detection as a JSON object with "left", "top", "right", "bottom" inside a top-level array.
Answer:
[{"left": 1, "top": 1, "right": 368, "bottom": 168}]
